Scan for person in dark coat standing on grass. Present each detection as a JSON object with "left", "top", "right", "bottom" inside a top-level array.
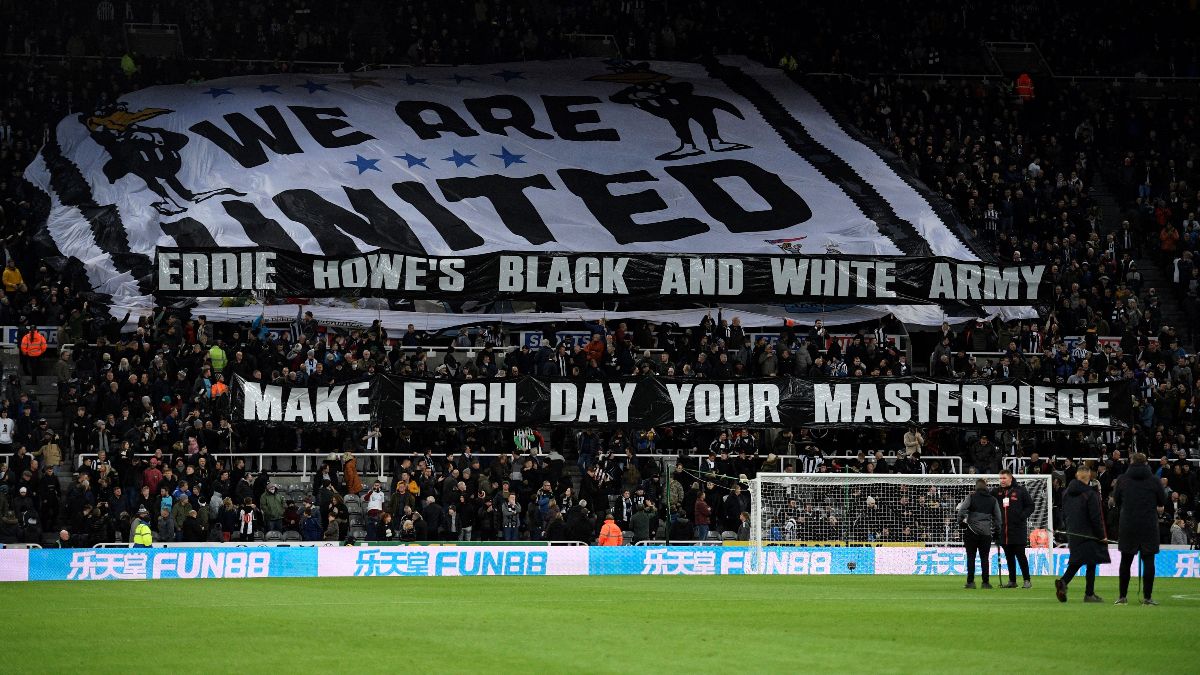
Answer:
[
  {"left": 1113, "top": 453, "right": 1166, "bottom": 605},
  {"left": 1055, "top": 464, "right": 1110, "bottom": 603},
  {"left": 994, "top": 470, "right": 1035, "bottom": 588},
  {"left": 956, "top": 478, "right": 1001, "bottom": 589}
]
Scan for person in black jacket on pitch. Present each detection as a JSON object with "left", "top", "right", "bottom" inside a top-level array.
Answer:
[
  {"left": 1055, "top": 464, "right": 1110, "bottom": 603},
  {"left": 1113, "top": 453, "right": 1166, "bottom": 605},
  {"left": 956, "top": 478, "right": 1001, "bottom": 589},
  {"left": 994, "top": 470, "right": 1035, "bottom": 588}
]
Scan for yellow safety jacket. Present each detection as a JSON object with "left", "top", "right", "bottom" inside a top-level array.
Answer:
[{"left": 133, "top": 522, "right": 153, "bottom": 547}]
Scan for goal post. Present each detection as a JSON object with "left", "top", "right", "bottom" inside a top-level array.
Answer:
[{"left": 748, "top": 473, "right": 1054, "bottom": 573}]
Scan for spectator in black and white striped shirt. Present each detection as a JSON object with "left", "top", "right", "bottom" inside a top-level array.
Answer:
[
  {"left": 984, "top": 203, "right": 999, "bottom": 243},
  {"left": 798, "top": 449, "right": 825, "bottom": 474}
]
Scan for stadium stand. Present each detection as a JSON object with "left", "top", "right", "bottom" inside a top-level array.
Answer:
[{"left": 0, "top": 0, "right": 1197, "bottom": 552}]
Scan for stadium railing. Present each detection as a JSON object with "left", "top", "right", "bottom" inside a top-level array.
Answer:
[
  {"left": 0, "top": 52, "right": 455, "bottom": 71},
  {"left": 74, "top": 452, "right": 965, "bottom": 477},
  {"left": 70, "top": 451, "right": 658, "bottom": 479},
  {"left": 807, "top": 70, "right": 1200, "bottom": 96},
  {"left": 90, "top": 540, "right": 588, "bottom": 548},
  {"left": 1003, "top": 456, "right": 1200, "bottom": 473},
  {"left": 818, "top": 455, "right": 963, "bottom": 473},
  {"left": 93, "top": 541, "right": 338, "bottom": 548},
  {"left": 350, "top": 540, "right": 587, "bottom": 547},
  {"left": 633, "top": 540, "right": 717, "bottom": 546},
  {"left": 0, "top": 325, "right": 905, "bottom": 360},
  {"left": 75, "top": 452, "right": 532, "bottom": 479}
]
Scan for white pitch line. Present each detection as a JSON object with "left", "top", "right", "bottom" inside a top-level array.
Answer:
[{"left": 18, "top": 597, "right": 623, "bottom": 612}]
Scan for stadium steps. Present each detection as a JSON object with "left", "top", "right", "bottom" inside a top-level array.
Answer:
[
  {"left": 1099, "top": 178, "right": 1190, "bottom": 336},
  {"left": 28, "top": 376, "right": 65, "bottom": 455},
  {"left": 1094, "top": 174, "right": 1185, "bottom": 341},
  {"left": 1091, "top": 190, "right": 1122, "bottom": 236},
  {"left": 1092, "top": 177, "right": 1188, "bottom": 338},
  {"left": 350, "top": 1, "right": 388, "bottom": 57},
  {"left": 565, "top": 461, "right": 582, "bottom": 491},
  {"left": 31, "top": 376, "right": 76, "bottom": 514},
  {"left": 5, "top": 365, "right": 74, "bottom": 530},
  {"left": 1132, "top": 259, "right": 1187, "bottom": 334}
]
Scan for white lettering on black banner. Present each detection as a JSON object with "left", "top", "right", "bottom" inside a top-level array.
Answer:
[
  {"left": 235, "top": 375, "right": 1128, "bottom": 429},
  {"left": 166, "top": 248, "right": 1049, "bottom": 306}
]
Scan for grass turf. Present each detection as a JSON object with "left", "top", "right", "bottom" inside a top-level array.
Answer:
[{"left": 2, "top": 575, "right": 1196, "bottom": 673}]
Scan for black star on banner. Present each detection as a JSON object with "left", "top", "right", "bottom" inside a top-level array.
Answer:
[
  {"left": 297, "top": 80, "right": 329, "bottom": 93},
  {"left": 449, "top": 73, "right": 477, "bottom": 84},
  {"left": 492, "top": 70, "right": 525, "bottom": 82},
  {"left": 203, "top": 87, "right": 233, "bottom": 98},
  {"left": 257, "top": 84, "right": 281, "bottom": 94},
  {"left": 346, "top": 76, "right": 381, "bottom": 89},
  {"left": 405, "top": 74, "right": 430, "bottom": 85}
]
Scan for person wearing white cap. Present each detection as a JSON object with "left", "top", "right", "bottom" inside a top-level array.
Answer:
[
  {"left": 12, "top": 484, "right": 35, "bottom": 514},
  {"left": 11, "top": 485, "right": 40, "bottom": 543}
]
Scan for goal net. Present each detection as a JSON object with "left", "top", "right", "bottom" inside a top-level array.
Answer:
[{"left": 749, "top": 473, "right": 1054, "bottom": 568}]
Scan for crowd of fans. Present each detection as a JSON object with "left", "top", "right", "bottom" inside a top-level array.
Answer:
[
  {"left": 3, "top": 0, "right": 1195, "bottom": 76},
  {"left": 829, "top": 72, "right": 1200, "bottom": 450},
  {"left": 0, "top": 302, "right": 1190, "bottom": 547},
  {"left": 0, "top": 3, "right": 1199, "bottom": 548}
]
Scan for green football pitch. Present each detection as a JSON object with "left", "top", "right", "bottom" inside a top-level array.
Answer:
[{"left": 3, "top": 575, "right": 1195, "bottom": 673}]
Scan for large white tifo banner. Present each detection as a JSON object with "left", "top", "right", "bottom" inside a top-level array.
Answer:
[{"left": 24, "top": 56, "right": 999, "bottom": 319}]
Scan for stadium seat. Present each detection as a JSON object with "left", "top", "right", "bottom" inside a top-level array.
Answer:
[
  {"left": 282, "top": 531, "right": 301, "bottom": 541},
  {"left": 265, "top": 530, "right": 283, "bottom": 541}
]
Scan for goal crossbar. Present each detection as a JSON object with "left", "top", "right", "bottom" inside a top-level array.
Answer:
[{"left": 749, "top": 473, "right": 1055, "bottom": 563}]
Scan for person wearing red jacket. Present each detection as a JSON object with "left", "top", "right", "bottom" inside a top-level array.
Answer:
[
  {"left": 583, "top": 334, "right": 606, "bottom": 365},
  {"left": 693, "top": 492, "right": 712, "bottom": 541},
  {"left": 1015, "top": 73, "right": 1034, "bottom": 101},
  {"left": 142, "top": 458, "right": 164, "bottom": 496}
]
